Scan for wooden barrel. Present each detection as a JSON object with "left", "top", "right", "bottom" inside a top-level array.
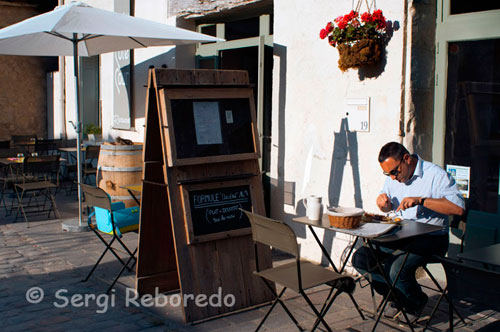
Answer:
[{"left": 97, "top": 142, "right": 143, "bottom": 207}]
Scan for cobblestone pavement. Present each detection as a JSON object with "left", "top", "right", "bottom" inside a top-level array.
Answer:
[{"left": 0, "top": 191, "right": 499, "bottom": 331}]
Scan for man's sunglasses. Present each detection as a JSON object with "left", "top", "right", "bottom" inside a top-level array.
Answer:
[{"left": 383, "top": 156, "right": 405, "bottom": 177}]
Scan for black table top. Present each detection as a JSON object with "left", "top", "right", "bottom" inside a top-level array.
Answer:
[{"left": 292, "top": 214, "right": 443, "bottom": 242}]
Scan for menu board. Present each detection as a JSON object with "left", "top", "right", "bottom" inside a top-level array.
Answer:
[{"left": 182, "top": 183, "right": 253, "bottom": 243}]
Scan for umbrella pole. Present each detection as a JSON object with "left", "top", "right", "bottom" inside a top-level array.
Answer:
[{"left": 73, "top": 35, "right": 83, "bottom": 227}]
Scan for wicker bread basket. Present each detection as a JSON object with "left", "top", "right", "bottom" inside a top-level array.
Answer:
[{"left": 327, "top": 207, "right": 364, "bottom": 229}]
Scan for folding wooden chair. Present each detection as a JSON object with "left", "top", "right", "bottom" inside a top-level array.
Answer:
[
  {"left": 242, "top": 210, "right": 356, "bottom": 332},
  {"left": 14, "top": 155, "right": 61, "bottom": 226},
  {"left": 80, "top": 183, "right": 139, "bottom": 293}
]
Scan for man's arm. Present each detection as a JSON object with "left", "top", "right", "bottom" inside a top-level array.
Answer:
[{"left": 396, "top": 196, "right": 464, "bottom": 215}]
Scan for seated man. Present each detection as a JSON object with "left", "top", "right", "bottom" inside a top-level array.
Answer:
[{"left": 353, "top": 142, "right": 464, "bottom": 321}]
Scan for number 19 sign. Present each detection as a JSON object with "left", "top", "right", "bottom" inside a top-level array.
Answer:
[{"left": 345, "top": 97, "right": 370, "bottom": 132}]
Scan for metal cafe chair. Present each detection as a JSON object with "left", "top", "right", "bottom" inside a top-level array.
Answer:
[
  {"left": 241, "top": 209, "right": 356, "bottom": 332},
  {"left": 437, "top": 256, "right": 500, "bottom": 331},
  {"left": 10, "top": 134, "right": 37, "bottom": 152},
  {"left": 34, "top": 138, "right": 61, "bottom": 155},
  {"left": 11, "top": 134, "right": 37, "bottom": 145},
  {"left": 0, "top": 148, "right": 32, "bottom": 215},
  {"left": 82, "top": 145, "right": 100, "bottom": 185},
  {"left": 421, "top": 220, "right": 468, "bottom": 330},
  {"left": 13, "top": 155, "right": 61, "bottom": 226},
  {"left": 80, "top": 183, "right": 139, "bottom": 293}
]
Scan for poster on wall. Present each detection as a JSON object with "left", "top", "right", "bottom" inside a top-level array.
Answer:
[{"left": 446, "top": 164, "right": 470, "bottom": 198}]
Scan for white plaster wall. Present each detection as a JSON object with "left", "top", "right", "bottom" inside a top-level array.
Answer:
[{"left": 272, "top": 0, "right": 406, "bottom": 267}]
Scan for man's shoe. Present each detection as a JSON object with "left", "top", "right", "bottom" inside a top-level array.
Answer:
[
  {"left": 398, "top": 295, "right": 428, "bottom": 325},
  {"left": 383, "top": 301, "right": 401, "bottom": 319}
]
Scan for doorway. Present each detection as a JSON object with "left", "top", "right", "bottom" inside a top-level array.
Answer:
[
  {"left": 196, "top": 14, "right": 274, "bottom": 214},
  {"left": 434, "top": 2, "right": 500, "bottom": 213}
]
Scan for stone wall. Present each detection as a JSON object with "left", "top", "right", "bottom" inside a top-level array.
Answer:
[{"left": 0, "top": 3, "right": 52, "bottom": 141}]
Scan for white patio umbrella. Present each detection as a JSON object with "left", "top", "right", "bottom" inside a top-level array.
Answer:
[{"left": 0, "top": 1, "right": 223, "bottom": 228}]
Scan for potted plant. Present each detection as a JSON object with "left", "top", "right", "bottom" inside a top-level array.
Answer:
[
  {"left": 319, "top": 9, "right": 388, "bottom": 71},
  {"left": 84, "top": 124, "right": 102, "bottom": 144}
]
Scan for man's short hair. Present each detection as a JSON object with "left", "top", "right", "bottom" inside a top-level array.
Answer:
[{"left": 378, "top": 142, "right": 409, "bottom": 163}]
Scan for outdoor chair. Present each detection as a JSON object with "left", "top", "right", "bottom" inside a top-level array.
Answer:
[
  {"left": 0, "top": 150, "right": 32, "bottom": 215},
  {"left": 80, "top": 183, "right": 139, "bottom": 294},
  {"left": 437, "top": 256, "right": 500, "bottom": 331},
  {"left": 82, "top": 145, "right": 100, "bottom": 185},
  {"left": 419, "top": 219, "right": 468, "bottom": 330},
  {"left": 35, "top": 138, "right": 61, "bottom": 155},
  {"left": 14, "top": 155, "right": 61, "bottom": 226},
  {"left": 11, "top": 134, "right": 36, "bottom": 149},
  {"left": 241, "top": 209, "right": 356, "bottom": 332}
]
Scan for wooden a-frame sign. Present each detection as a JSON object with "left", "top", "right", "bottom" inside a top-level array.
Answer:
[{"left": 136, "top": 68, "right": 274, "bottom": 322}]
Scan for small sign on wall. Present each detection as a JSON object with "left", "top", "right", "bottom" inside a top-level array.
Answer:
[
  {"left": 446, "top": 164, "right": 470, "bottom": 198},
  {"left": 345, "top": 97, "right": 370, "bottom": 132}
]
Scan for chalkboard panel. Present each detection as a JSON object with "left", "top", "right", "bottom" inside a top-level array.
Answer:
[
  {"left": 161, "top": 87, "right": 260, "bottom": 166},
  {"left": 171, "top": 98, "right": 255, "bottom": 159},
  {"left": 182, "top": 182, "right": 253, "bottom": 243}
]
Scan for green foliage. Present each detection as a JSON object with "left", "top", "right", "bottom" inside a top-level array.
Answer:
[{"left": 84, "top": 124, "right": 102, "bottom": 135}]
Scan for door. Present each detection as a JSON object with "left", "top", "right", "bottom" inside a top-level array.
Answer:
[
  {"left": 434, "top": 1, "right": 500, "bottom": 251},
  {"left": 434, "top": 1, "right": 500, "bottom": 214},
  {"left": 196, "top": 15, "right": 274, "bottom": 214}
]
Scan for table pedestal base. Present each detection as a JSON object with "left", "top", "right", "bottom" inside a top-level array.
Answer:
[{"left": 61, "top": 217, "right": 89, "bottom": 232}]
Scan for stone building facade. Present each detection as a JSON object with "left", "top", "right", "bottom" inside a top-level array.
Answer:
[{"left": 0, "top": 0, "right": 57, "bottom": 141}]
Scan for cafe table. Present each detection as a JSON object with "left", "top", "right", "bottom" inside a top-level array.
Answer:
[
  {"left": 292, "top": 214, "right": 443, "bottom": 332},
  {"left": 457, "top": 243, "right": 500, "bottom": 270}
]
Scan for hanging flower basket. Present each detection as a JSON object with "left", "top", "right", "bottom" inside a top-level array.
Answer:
[
  {"left": 319, "top": 9, "right": 388, "bottom": 71},
  {"left": 337, "top": 39, "right": 382, "bottom": 71}
]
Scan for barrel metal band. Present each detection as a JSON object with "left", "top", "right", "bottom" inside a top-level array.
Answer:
[
  {"left": 98, "top": 166, "right": 142, "bottom": 172},
  {"left": 100, "top": 150, "right": 142, "bottom": 156},
  {"left": 101, "top": 145, "right": 143, "bottom": 151}
]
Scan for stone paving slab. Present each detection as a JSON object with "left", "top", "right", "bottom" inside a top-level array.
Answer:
[{"left": 0, "top": 191, "right": 499, "bottom": 331}]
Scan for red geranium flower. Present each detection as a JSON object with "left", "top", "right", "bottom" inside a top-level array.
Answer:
[
  {"left": 325, "top": 22, "right": 333, "bottom": 33},
  {"left": 319, "top": 28, "right": 328, "bottom": 39},
  {"left": 361, "top": 12, "right": 372, "bottom": 23},
  {"left": 372, "top": 9, "right": 384, "bottom": 21},
  {"left": 338, "top": 19, "right": 347, "bottom": 30}
]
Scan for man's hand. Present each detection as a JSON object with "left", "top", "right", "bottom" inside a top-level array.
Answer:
[
  {"left": 396, "top": 197, "right": 422, "bottom": 211},
  {"left": 376, "top": 193, "right": 392, "bottom": 212}
]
